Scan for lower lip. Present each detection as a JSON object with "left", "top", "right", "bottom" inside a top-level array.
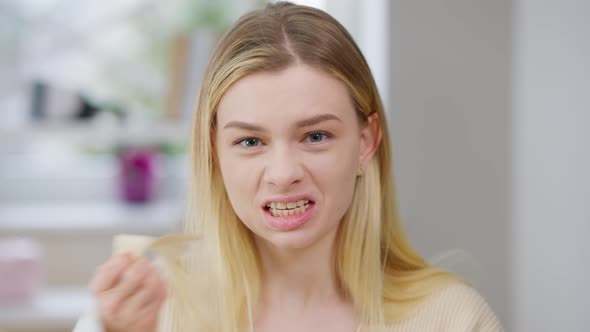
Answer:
[{"left": 263, "top": 203, "right": 315, "bottom": 231}]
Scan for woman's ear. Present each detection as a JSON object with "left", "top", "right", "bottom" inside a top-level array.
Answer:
[{"left": 358, "top": 112, "right": 382, "bottom": 175}]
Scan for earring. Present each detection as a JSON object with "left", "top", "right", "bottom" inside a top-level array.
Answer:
[{"left": 357, "top": 165, "right": 364, "bottom": 176}]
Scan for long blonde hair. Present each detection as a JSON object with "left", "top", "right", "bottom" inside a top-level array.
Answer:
[{"left": 162, "top": 2, "right": 457, "bottom": 331}]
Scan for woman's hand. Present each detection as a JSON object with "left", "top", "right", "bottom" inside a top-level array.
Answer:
[{"left": 89, "top": 253, "right": 167, "bottom": 332}]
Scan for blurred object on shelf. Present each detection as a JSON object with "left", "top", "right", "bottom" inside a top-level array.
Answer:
[
  {"left": 164, "top": 28, "right": 219, "bottom": 120},
  {"left": 0, "top": 237, "right": 46, "bottom": 304},
  {"left": 30, "top": 80, "right": 47, "bottom": 121},
  {"left": 117, "top": 146, "right": 160, "bottom": 204},
  {"left": 28, "top": 79, "right": 128, "bottom": 125},
  {"left": 29, "top": 80, "right": 80, "bottom": 123},
  {"left": 75, "top": 96, "right": 101, "bottom": 121}
]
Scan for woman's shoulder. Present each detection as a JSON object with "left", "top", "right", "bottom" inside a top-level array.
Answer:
[{"left": 390, "top": 283, "right": 504, "bottom": 332}]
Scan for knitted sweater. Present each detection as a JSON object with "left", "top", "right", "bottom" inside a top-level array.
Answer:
[
  {"left": 385, "top": 283, "right": 503, "bottom": 331},
  {"left": 73, "top": 235, "right": 503, "bottom": 331},
  {"left": 73, "top": 282, "right": 502, "bottom": 332}
]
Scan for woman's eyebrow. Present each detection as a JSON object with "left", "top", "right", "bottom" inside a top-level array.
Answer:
[
  {"left": 223, "top": 113, "right": 342, "bottom": 132},
  {"left": 295, "top": 113, "right": 342, "bottom": 128},
  {"left": 223, "top": 121, "right": 265, "bottom": 132}
]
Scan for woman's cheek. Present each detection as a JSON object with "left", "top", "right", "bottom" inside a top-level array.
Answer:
[
  {"left": 313, "top": 145, "right": 358, "bottom": 176},
  {"left": 230, "top": 157, "right": 261, "bottom": 197}
]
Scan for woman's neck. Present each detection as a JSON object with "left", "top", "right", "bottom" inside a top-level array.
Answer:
[{"left": 255, "top": 230, "right": 346, "bottom": 310}]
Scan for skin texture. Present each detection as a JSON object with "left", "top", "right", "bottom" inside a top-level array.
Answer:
[{"left": 215, "top": 64, "right": 382, "bottom": 332}]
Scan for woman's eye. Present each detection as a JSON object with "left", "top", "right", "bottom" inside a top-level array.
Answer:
[
  {"left": 306, "top": 132, "right": 330, "bottom": 143},
  {"left": 237, "top": 137, "right": 261, "bottom": 148}
]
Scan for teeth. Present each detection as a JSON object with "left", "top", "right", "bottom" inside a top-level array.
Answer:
[
  {"left": 269, "top": 203, "right": 310, "bottom": 217},
  {"left": 267, "top": 199, "right": 310, "bottom": 210}
]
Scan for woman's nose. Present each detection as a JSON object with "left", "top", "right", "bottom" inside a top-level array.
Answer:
[{"left": 263, "top": 145, "right": 304, "bottom": 189}]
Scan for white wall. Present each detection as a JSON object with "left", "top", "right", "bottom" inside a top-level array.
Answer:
[
  {"left": 325, "top": 0, "right": 389, "bottom": 108},
  {"left": 388, "top": 0, "right": 512, "bottom": 328},
  {"left": 388, "top": 1, "right": 590, "bottom": 330},
  {"left": 513, "top": 0, "right": 590, "bottom": 331}
]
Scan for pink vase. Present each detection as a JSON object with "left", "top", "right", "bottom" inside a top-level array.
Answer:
[
  {"left": 0, "top": 238, "right": 45, "bottom": 303},
  {"left": 118, "top": 147, "right": 158, "bottom": 203}
]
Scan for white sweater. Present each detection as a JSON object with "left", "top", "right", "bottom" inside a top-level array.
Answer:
[
  {"left": 74, "top": 235, "right": 503, "bottom": 331},
  {"left": 73, "top": 283, "right": 502, "bottom": 332},
  {"left": 385, "top": 283, "right": 503, "bottom": 331}
]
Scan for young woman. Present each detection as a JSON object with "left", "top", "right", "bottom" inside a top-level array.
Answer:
[{"left": 77, "top": 2, "right": 502, "bottom": 331}]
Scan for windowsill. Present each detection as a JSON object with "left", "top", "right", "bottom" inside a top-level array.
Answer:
[
  {"left": 0, "top": 287, "right": 91, "bottom": 330},
  {"left": 0, "top": 200, "right": 182, "bottom": 235}
]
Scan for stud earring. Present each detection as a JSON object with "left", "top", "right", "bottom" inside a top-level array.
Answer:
[{"left": 358, "top": 165, "right": 364, "bottom": 176}]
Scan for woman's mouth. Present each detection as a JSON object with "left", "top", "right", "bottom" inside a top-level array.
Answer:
[
  {"left": 262, "top": 199, "right": 315, "bottom": 231},
  {"left": 266, "top": 199, "right": 310, "bottom": 217}
]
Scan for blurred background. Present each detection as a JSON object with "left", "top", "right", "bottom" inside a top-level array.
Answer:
[{"left": 0, "top": 0, "right": 588, "bottom": 331}]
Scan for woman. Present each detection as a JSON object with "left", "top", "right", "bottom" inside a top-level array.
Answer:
[{"left": 78, "top": 2, "right": 502, "bottom": 331}]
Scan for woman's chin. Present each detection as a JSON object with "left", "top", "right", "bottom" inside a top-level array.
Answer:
[
  {"left": 255, "top": 226, "right": 338, "bottom": 252},
  {"left": 248, "top": 225, "right": 319, "bottom": 251}
]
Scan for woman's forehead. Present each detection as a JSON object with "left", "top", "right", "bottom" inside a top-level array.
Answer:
[{"left": 216, "top": 64, "right": 356, "bottom": 126}]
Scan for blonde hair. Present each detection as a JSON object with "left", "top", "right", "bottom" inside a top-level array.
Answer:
[{"left": 161, "top": 2, "right": 458, "bottom": 331}]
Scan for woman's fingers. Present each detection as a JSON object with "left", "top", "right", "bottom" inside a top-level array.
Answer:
[
  {"left": 109, "top": 257, "right": 152, "bottom": 300},
  {"left": 124, "top": 266, "right": 167, "bottom": 311},
  {"left": 119, "top": 270, "right": 167, "bottom": 323},
  {"left": 90, "top": 254, "right": 133, "bottom": 294},
  {"left": 92, "top": 254, "right": 167, "bottom": 332}
]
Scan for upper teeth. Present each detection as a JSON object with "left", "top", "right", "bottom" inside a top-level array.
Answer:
[{"left": 267, "top": 199, "right": 309, "bottom": 210}]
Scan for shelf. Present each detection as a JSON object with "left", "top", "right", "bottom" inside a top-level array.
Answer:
[
  {"left": 0, "top": 287, "right": 91, "bottom": 330},
  {"left": 0, "top": 200, "right": 182, "bottom": 235}
]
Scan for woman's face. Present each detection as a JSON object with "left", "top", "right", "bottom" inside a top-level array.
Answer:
[{"left": 215, "top": 64, "right": 380, "bottom": 250}]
